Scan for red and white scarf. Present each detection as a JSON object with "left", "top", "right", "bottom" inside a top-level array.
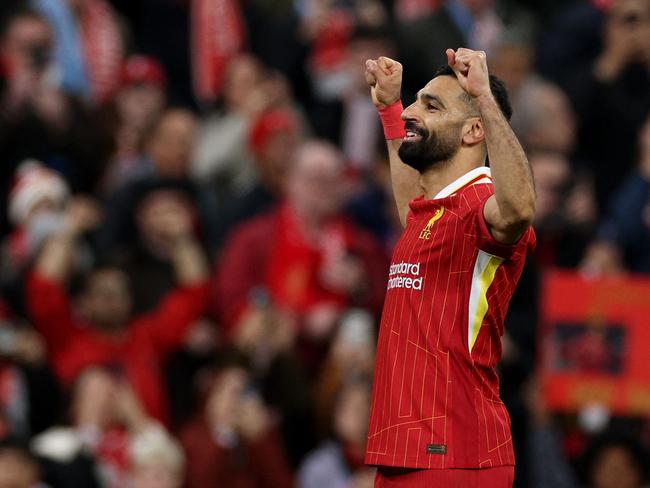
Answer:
[
  {"left": 81, "top": 0, "right": 124, "bottom": 104},
  {"left": 191, "top": 0, "right": 246, "bottom": 103}
]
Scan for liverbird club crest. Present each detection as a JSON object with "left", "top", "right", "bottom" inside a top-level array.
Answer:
[{"left": 419, "top": 207, "right": 445, "bottom": 240}]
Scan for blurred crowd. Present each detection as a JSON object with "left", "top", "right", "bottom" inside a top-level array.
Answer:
[{"left": 0, "top": 0, "right": 648, "bottom": 487}]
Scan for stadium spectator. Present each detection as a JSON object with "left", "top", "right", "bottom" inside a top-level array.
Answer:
[
  {"left": 0, "top": 297, "right": 56, "bottom": 443},
  {"left": 130, "top": 418, "right": 185, "bottom": 488},
  {"left": 395, "top": 0, "right": 537, "bottom": 98},
  {"left": 529, "top": 150, "right": 596, "bottom": 268},
  {"left": 2, "top": 161, "right": 72, "bottom": 285},
  {"left": 526, "top": 378, "right": 649, "bottom": 488},
  {"left": 101, "top": 55, "right": 168, "bottom": 193},
  {"left": 0, "top": 0, "right": 649, "bottom": 485},
  {"left": 212, "top": 140, "right": 387, "bottom": 369},
  {"left": 340, "top": 26, "right": 394, "bottom": 170},
  {"left": 582, "top": 114, "right": 650, "bottom": 274},
  {"left": 113, "top": 187, "right": 205, "bottom": 314},
  {"left": 180, "top": 358, "right": 294, "bottom": 488},
  {"left": 32, "top": 367, "right": 180, "bottom": 488},
  {"left": 509, "top": 78, "right": 577, "bottom": 156},
  {"left": 568, "top": 0, "right": 650, "bottom": 213},
  {"left": 25, "top": 194, "right": 208, "bottom": 425},
  {"left": 298, "top": 378, "right": 375, "bottom": 488},
  {"left": 580, "top": 434, "right": 648, "bottom": 488},
  {"left": 345, "top": 145, "right": 403, "bottom": 252},
  {"left": 192, "top": 55, "right": 271, "bottom": 193},
  {"left": 31, "top": 0, "right": 124, "bottom": 102},
  {"left": 209, "top": 107, "right": 304, "bottom": 251},
  {"left": 97, "top": 108, "right": 218, "bottom": 257},
  {"left": 313, "top": 309, "right": 375, "bottom": 437},
  {"left": 0, "top": 8, "right": 114, "bottom": 213}
]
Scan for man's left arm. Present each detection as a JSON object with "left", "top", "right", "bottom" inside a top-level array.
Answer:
[
  {"left": 448, "top": 48, "right": 535, "bottom": 244},
  {"left": 144, "top": 206, "right": 209, "bottom": 351}
]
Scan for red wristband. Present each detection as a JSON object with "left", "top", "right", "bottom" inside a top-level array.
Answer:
[{"left": 378, "top": 101, "right": 406, "bottom": 140}]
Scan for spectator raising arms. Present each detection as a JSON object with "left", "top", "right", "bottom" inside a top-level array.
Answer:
[{"left": 25, "top": 196, "right": 208, "bottom": 425}]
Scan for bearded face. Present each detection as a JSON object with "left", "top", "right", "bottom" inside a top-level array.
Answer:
[{"left": 398, "top": 119, "right": 464, "bottom": 173}]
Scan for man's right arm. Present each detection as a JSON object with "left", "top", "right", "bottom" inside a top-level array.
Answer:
[
  {"left": 34, "top": 197, "right": 100, "bottom": 283},
  {"left": 28, "top": 198, "right": 100, "bottom": 348},
  {"left": 366, "top": 57, "right": 421, "bottom": 227},
  {"left": 385, "top": 138, "right": 422, "bottom": 227}
]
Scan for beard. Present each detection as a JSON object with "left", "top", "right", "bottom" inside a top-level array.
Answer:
[{"left": 398, "top": 121, "right": 462, "bottom": 173}]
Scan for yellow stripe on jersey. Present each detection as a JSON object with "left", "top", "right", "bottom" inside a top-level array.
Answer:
[{"left": 467, "top": 250, "right": 504, "bottom": 354}]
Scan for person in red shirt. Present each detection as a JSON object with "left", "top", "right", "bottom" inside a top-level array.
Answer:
[
  {"left": 25, "top": 195, "right": 209, "bottom": 426},
  {"left": 180, "top": 357, "right": 294, "bottom": 488},
  {"left": 362, "top": 49, "right": 536, "bottom": 487},
  {"left": 213, "top": 140, "right": 388, "bottom": 368}
]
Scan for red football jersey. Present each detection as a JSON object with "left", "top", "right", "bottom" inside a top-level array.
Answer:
[{"left": 365, "top": 167, "right": 535, "bottom": 470}]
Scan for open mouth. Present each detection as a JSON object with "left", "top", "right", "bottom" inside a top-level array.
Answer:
[
  {"left": 404, "top": 130, "right": 422, "bottom": 142},
  {"left": 403, "top": 121, "right": 425, "bottom": 142}
]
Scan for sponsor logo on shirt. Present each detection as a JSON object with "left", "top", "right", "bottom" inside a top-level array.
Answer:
[
  {"left": 387, "top": 261, "right": 423, "bottom": 291},
  {"left": 419, "top": 207, "right": 445, "bottom": 240}
]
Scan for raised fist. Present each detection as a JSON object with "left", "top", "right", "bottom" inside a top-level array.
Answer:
[
  {"left": 365, "top": 56, "right": 402, "bottom": 108},
  {"left": 446, "top": 48, "right": 492, "bottom": 100},
  {"left": 65, "top": 196, "right": 102, "bottom": 235}
]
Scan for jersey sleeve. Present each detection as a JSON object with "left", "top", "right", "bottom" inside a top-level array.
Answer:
[{"left": 465, "top": 187, "right": 536, "bottom": 260}]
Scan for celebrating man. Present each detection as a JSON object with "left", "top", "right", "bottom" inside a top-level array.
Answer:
[{"left": 364, "top": 48, "right": 536, "bottom": 488}]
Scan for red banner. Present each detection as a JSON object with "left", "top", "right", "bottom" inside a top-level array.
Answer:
[{"left": 539, "top": 270, "right": 650, "bottom": 415}]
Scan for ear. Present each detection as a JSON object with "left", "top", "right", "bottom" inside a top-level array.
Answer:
[{"left": 461, "top": 117, "right": 485, "bottom": 146}]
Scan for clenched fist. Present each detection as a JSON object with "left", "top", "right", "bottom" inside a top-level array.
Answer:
[
  {"left": 446, "top": 48, "right": 492, "bottom": 100},
  {"left": 365, "top": 56, "right": 402, "bottom": 108}
]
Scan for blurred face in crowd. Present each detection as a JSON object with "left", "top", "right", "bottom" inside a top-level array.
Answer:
[
  {"left": 222, "top": 55, "right": 264, "bottom": 113},
  {"left": 529, "top": 152, "right": 570, "bottom": 224},
  {"left": 258, "top": 129, "right": 300, "bottom": 192},
  {"left": 25, "top": 197, "right": 64, "bottom": 225},
  {"left": 287, "top": 141, "right": 346, "bottom": 222},
  {"left": 251, "top": 110, "right": 302, "bottom": 193},
  {"left": 606, "top": 0, "right": 650, "bottom": 61},
  {"left": 1, "top": 14, "right": 52, "bottom": 73},
  {"left": 527, "top": 84, "right": 575, "bottom": 154},
  {"left": 80, "top": 268, "right": 132, "bottom": 331},
  {"left": 117, "top": 84, "right": 166, "bottom": 132},
  {"left": 0, "top": 448, "right": 39, "bottom": 488},
  {"left": 591, "top": 445, "right": 643, "bottom": 488},
  {"left": 399, "top": 75, "right": 477, "bottom": 173},
  {"left": 490, "top": 43, "right": 533, "bottom": 94},
  {"left": 334, "top": 383, "right": 371, "bottom": 448},
  {"left": 146, "top": 109, "right": 197, "bottom": 179},
  {"left": 136, "top": 190, "right": 193, "bottom": 254},
  {"left": 205, "top": 367, "right": 248, "bottom": 429}
]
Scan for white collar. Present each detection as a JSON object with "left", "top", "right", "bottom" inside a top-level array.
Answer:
[{"left": 433, "top": 166, "right": 492, "bottom": 200}]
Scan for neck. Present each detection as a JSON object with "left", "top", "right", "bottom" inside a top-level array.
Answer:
[{"left": 418, "top": 154, "right": 484, "bottom": 199}]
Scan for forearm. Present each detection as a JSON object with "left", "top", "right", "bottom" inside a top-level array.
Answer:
[
  {"left": 34, "top": 230, "right": 76, "bottom": 283},
  {"left": 170, "top": 237, "right": 209, "bottom": 285},
  {"left": 387, "top": 139, "right": 422, "bottom": 226},
  {"left": 477, "top": 94, "right": 535, "bottom": 225}
]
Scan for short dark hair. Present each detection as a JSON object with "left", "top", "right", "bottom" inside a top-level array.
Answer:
[{"left": 433, "top": 65, "right": 512, "bottom": 121}]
